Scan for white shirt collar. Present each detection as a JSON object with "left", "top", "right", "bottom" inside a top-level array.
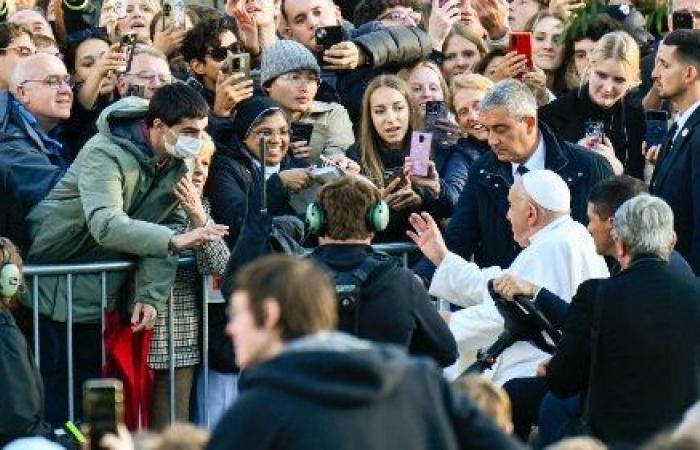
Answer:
[
  {"left": 674, "top": 98, "right": 700, "bottom": 140},
  {"left": 512, "top": 133, "right": 546, "bottom": 179},
  {"left": 264, "top": 163, "right": 281, "bottom": 180},
  {"left": 528, "top": 215, "right": 571, "bottom": 244}
]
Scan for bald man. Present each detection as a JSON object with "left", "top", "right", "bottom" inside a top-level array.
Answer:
[
  {"left": 408, "top": 170, "right": 609, "bottom": 384},
  {"left": 0, "top": 53, "right": 73, "bottom": 211}
]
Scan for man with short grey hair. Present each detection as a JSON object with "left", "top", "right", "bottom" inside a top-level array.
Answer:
[
  {"left": 545, "top": 194, "right": 700, "bottom": 446},
  {"left": 415, "top": 79, "right": 614, "bottom": 283}
]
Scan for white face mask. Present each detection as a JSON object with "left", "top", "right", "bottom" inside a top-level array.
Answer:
[{"left": 164, "top": 129, "right": 202, "bottom": 160}]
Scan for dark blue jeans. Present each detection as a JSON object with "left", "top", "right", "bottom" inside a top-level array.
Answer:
[{"left": 38, "top": 316, "right": 101, "bottom": 425}]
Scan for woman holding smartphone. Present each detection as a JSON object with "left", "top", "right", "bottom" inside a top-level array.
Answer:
[
  {"left": 539, "top": 31, "right": 643, "bottom": 178},
  {"left": 347, "top": 75, "right": 458, "bottom": 242}
]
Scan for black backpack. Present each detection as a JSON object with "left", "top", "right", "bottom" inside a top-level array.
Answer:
[{"left": 326, "top": 252, "right": 399, "bottom": 335}]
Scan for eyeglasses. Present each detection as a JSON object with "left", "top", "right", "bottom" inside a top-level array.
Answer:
[
  {"left": 20, "top": 75, "right": 75, "bottom": 90},
  {"left": 0, "top": 46, "right": 35, "bottom": 57},
  {"left": 277, "top": 71, "right": 321, "bottom": 86},
  {"left": 377, "top": 10, "right": 421, "bottom": 25},
  {"left": 131, "top": 70, "right": 172, "bottom": 85},
  {"left": 208, "top": 42, "right": 246, "bottom": 62},
  {"left": 250, "top": 127, "right": 290, "bottom": 139}
]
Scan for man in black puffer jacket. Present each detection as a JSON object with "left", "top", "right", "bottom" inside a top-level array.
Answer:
[
  {"left": 280, "top": 0, "right": 431, "bottom": 124},
  {"left": 415, "top": 80, "right": 613, "bottom": 283}
]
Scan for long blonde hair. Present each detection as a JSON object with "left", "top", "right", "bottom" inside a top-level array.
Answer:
[
  {"left": 358, "top": 74, "right": 419, "bottom": 188},
  {"left": 585, "top": 31, "right": 641, "bottom": 88}
]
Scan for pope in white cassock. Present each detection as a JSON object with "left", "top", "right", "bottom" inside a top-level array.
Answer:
[{"left": 408, "top": 169, "right": 609, "bottom": 383}]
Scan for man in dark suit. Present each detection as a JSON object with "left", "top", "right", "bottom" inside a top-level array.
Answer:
[
  {"left": 649, "top": 29, "right": 700, "bottom": 274},
  {"left": 415, "top": 79, "right": 613, "bottom": 283},
  {"left": 545, "top": 195, "right": 700, "bottom": 446}
]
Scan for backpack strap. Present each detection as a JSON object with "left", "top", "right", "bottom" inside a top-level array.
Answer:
[{"left": 344, "top": 252, "right": 400, "bottom": 334}]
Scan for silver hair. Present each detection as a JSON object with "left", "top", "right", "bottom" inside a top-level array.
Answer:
[
  {"left": 479, "top": 79, "right": 538, "bottom": 119},
  {"left": 613, "top": 194, "right": 675, "bottom": 260}
]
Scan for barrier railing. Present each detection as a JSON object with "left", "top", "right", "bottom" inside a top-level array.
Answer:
[{"left": 22, "top": 242, "right": 419, "bottom": 428}]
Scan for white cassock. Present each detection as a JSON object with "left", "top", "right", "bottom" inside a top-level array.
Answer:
[{"left": 430, "top": 215, "right": 609, "bottom": 384}]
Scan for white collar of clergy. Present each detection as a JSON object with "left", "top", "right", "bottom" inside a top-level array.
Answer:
[{"left": 528, "top": 215, "right": 572, "bottom": 245}]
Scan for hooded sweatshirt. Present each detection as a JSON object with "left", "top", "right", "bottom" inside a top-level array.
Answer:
[
  {"left": 207, "top": 332, "right": 524, "bottom": 450},
  {"left": 25, "top": 97, "right": 188, "bottom": 322}
]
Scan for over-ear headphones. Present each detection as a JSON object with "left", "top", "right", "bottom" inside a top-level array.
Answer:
[
  {"left": 306, "top": 200, "right": 390, "bottom": 236},
  {"left": 0, "top": 238, "right": 20, "bottom": 298}
]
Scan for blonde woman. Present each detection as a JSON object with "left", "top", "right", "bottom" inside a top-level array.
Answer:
[
  {"left": 539, "top": 31, "right": 644, "bottom": 178},
  {"left": 148, "top": 133, "right": 230, "bottom": 429}
]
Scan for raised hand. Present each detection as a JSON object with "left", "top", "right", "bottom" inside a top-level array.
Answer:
[{"left": 407, "top": 212, "right": 448, "bottom": 266}]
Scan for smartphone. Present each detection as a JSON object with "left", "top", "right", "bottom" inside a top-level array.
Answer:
[
  {"left": 672, "top": 11, "right": 694, "bottom": 30},
  {"left": 126, "top": 83, "right": 145, "bottom": 98},
  {"left": 645, "top": 110, "right": 669, "bottom": 148},
  {"left": 315, "top": 26, "right": 343, "bottom": 49},
  {"left": 162, "top": 0, "right": 185, "bottom": 29},
  {"left": 114, "top": 0, "right": 127, "bottom": 19},
  {"left": 584, "top": 120, "right": 604, "bottom": 147},
  {"left": 509, "top": 32, "right": 534, "bottom": 77},
  {"left": 290, "top": 122, "right": 314, "bottom": 143},
  {"left": 222, "top": 53, "right": 251, "bottom": 78},
  {"left": 119, "top": 32, "right": 137, "bottom": 73},
  {"left": 410, "top": 131, "right": 432, "bottom": 177},
  {"left": 83, "top": 379, "right": 124, "bottom": 450}
]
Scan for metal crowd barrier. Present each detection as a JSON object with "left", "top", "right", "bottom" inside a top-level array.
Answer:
[{"left": 22, "top": 242, "right": 419, "bottom": 428}]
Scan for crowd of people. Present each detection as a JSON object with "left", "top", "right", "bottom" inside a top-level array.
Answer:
[{"left": 1, "top": 0, "right": 700, "bottom": 448}]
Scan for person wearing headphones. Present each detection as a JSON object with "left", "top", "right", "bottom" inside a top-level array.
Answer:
[
  {"left": 0, "top": 238, "right": 53, "bottom": 446},
  {"left": 306, "top": 175, "right": 457, "bottom": 368}
]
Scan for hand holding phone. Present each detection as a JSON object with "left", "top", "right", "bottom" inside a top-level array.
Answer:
[
  {"left": 410, "top": 131, "right": 433, "bottom": 177},
  {"left": 644, "top": 110, "right": 669, "bottom": 148},
  {"left": 83, "top": 379, "right": 124, "bottom": 450},
  {"left": 508, "top": 32, "right": 534, "bottom": 78},
  {"left": 583, "top": 120, "right": 604, "bottom": 148},
  {"left": 315, "top": 26, "right": 343, "bottom": 49}
]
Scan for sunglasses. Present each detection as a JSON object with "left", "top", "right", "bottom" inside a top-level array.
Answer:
[{"left": 208, "top": 42, "right": 245, "bottom": 62}]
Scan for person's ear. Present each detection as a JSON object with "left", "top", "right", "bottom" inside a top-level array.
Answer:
[
  {"left": 684, "top": 64, "right": 699, "bottom": 85},
  {"left": 671, "top": 230, "right": 678, "bottom": 251},
  {"left": 334, "top": 4, "right": 342, "bottom": 22},
  {"left": 524, "top": 115, "right": 537, "bottom": 134},
  {"left": 189, "top": 58, "right": 206, "bottom": 77},
  {"left": 262, "top": 298, "right": 281, "bottom": 330},
  {"left": 14, "top": 85, "right": 30, "bottom": 104}
]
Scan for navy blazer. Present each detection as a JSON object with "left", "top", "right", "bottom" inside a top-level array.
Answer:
[
  {"left": 415, "top": 123, "right": 613, "bottom": 281},
  {"left": 650, "top": 106, "right": 700, "bottom": 274}
]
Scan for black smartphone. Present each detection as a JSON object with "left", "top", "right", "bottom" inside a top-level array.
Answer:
[
  {"left": 315, "top": 26, "right": 343, "bottom": 49},
  {"left": 290, "top": 122, "right": 314, "bottom": 143},
  {"left": 223, "top": 53, "right": 250, "bottom": 78},
  {"left": 83, "top": 379, "right": 124, "bottom": 450},
  {"left": 126, "top": 83, "right": 145, "bottom": 98},
  {"left": 672, "top": 11, "right": 694, "bottom": 30},
  {"left": 425, "top": 100, "right": 448, "bottom": 132},
  {"left": 645, "top": 110, "right": 669, "bottom": 148},
  {"left": 119, "top": 32, "right": 137, "bottom": 73}
]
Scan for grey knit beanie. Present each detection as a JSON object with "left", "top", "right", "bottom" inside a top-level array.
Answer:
[{"left": 260, "top": 39, "right": 321, "bottom": 87}]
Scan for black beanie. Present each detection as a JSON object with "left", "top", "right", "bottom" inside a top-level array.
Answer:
[{"left": 231, "top": 96, "right": 283, "bottom": 141}]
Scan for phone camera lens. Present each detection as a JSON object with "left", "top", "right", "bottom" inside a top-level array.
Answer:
[{"left": 316, "top": 29, "right": 327, "bottom": 39}]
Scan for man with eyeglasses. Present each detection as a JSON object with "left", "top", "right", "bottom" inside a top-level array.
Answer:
[
  {"left": 0, "top": 53, "right": 72, "bottom": 213},
  {"left": 0, "top": 22, "right": 35, "bottom": 90},
  {"left": 116, "top": 46, "right": 173, "bottom": 100},
  {"left": 260, "top": 39, "right": 355, "bottom": 165},
  {"left": 182, "top": 17, "right": 254, "bottom": 115}
]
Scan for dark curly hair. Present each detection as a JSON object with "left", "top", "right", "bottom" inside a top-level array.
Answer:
[
  {"left": 353, "top": 0, "right": 421, "bottom": 27},
  {"left": 181, "top": 16, "right": 240, "bottom": 65}
]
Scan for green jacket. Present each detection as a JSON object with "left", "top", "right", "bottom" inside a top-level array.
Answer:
[{"left": 24, "top": 97, "right": 188, "bottom": 323}]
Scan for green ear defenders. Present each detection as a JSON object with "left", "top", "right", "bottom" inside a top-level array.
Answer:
[
  {"left": 306, "top": 200, "right": 390, "bottom": 236},
  {"left": 0, "top": 238, "right": 20, "bottom": 298}
]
